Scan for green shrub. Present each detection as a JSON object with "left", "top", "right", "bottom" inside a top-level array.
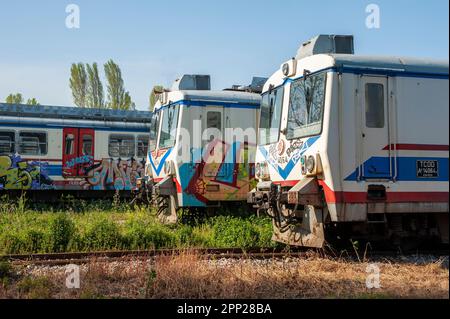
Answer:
[
  {"left": 175, "top": 225, "right": 194, "bottom": 247},
  {"left": 210, "top": 216, "right": 259, "bottom": 248},
  {"left": 0, "top": 200, "right": 276, "bottom": 253},
  {"left": 48, "top": 214, "right": 75, "bottom": 252},
  {"left": 176, "top": 224, "right": 212, "bottom": 247},
  {"left": 82, "top": 219, "right": 122, "bottom": 251},
  {"left": 0, "top": 232, "right": 25, "bottom": 254},
  {"left": 145, "top": 225, "right": 176, "bottom": 249},
  {"left": 251, "top": 217, "right": 276, "bottom": 247},
  {"left": 208, "top": 216, "right": 276, "bottom": 248},
  {"left": 23, "top": 229, "right": 46, "bottom": 253},
  {"left": 124, "top": 219, "right": 176, "bottom": 250}
]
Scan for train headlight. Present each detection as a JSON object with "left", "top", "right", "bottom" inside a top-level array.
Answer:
[
  {"left": 255, "top": 163, "right": 261, "bottom": 178},
  {"left": 282, "top": 63, "right": 290, "bottom": 76},
  {"left": 281, "top": 58, "right": 297, "bottom": 77},
  {"left": 256, "top": 162, "right": 270, "bottom": 181},
  {"left": 301, "top": 156, "right": 307, "bottom": 175},
  {"left": 306, "top": 156, "right": 315, "bottom": 174}
]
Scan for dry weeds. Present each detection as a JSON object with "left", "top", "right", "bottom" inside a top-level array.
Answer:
[{"left": 0, "top": 253, "right": 448, "bottom": 299}]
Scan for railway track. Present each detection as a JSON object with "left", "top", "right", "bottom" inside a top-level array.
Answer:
[
  {"left": 1, "top": 247, "right": 448, "bottom": 266},
  {"left": 1, "top": 248, "right": 309, "bottom": 266}
]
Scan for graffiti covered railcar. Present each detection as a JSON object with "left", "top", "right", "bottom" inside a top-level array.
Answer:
[
  {"left": 0, "top": 103, "right": 151, "bottom": 198},
  {"left": 248, "top": 35, "right": 449, "bottom": 248},
  {"left": 139, "top": 75, "right": 263, "bottom": 223}
]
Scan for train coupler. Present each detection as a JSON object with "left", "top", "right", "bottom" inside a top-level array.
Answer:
[{"left": 153, "top": 176, "right": 178, "bottom": 225}]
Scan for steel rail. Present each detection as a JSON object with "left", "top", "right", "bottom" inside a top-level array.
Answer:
[{"left": 1, "top": 247, "right": 447, "bottom": 266}]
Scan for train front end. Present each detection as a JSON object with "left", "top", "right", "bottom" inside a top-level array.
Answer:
[
  {"left": 248, "top": 57, "right": 332, "bottom": 248},
  {"left": 139, "top": 75, "right": 263, "bottom": 224},
  {"left": 139, "top": 91, "right": 182, "bottom": 224},
  {"left": 249, "top": 35, "right": 449, "bottom": 248}
]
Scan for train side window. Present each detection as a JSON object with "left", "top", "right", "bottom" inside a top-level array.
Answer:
[
  {"left": 82, "top": 134, "right": 93, "bottom": 156},
  {"left": 159, "top": 105, "right": 180, "bottom": 149},
  {"left": 207, "top": 111, "right": 222, "bottom": 131},
  {"left": 109, "top": 135, "right": 135, "bottom": 158},
  {"left": 149, "top": 111, "right": 161, "bottom": 152},
  {"left": 365, "top": 83, "right": 385, "bottom": 128},
  {"left": 0, "top": 131, "right": 15, "bottom": 154},
  {"left": 19, "top": 132, "right": 47, "bottom": 156},
  {"left": 65, "top": 134, "right": 75, "bottom": 155},
  {"left": 137, "top": 135, "right": 149, "bottom": 157}
]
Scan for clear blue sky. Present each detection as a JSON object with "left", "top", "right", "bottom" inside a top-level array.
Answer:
[{"left": 0, "top": 0, "right": 448, "bottom": 110}]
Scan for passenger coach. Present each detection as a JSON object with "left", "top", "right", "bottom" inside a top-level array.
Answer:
[{"left": 0, "top": 103, "right": 151, "bottom": 197}]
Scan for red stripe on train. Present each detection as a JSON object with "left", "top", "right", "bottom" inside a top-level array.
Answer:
[
  {"left": 319, "top": 181, "right": 448, "bottom": 204},
  {"left": 382, "top": 144, "right": 449, "bottom": 151}
]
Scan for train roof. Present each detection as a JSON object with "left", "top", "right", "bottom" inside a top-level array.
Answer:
[
  {"left": 155, "top": 90, "right": 261, "bottom": 111},
  {"left": 331, "top": 54, "right": 449, "bottom": 75},
  {"left": 0, "top": 103, "right": 152, "bottom": 123},
  {"left": 264, "top": 54, "right": 449, "bottom": 91}
]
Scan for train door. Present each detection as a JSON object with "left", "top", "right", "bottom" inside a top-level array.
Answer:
[
  {"left": 202, "top": 107, "right": 226, "bottom": 179},
  {"left": 360, "top": 76, "right": 393, "bottom": 180},
  {"left": 62, "top": 128, "right": 95, "bottom": 177}
]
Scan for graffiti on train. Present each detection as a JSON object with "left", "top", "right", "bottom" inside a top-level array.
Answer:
[
  {"left": 81, "top": 158, "right": 145, "bottom": 191},
  {"left": 65, "top": 155, "right": 93, "bottom": 168},
  {"left": 0, "top": 155, "right": 54, "bottom": 190},
  {"left": 178, "top": 140, "right": 256, "bottom": 206}
]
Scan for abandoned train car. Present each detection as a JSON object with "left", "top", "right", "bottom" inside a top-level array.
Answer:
[
  {"left": 0, "top": 103, "right": 152, "bottom": 197},
  {"left": 248, "top": 35, "right": 449, "bottom": 247},
  {"left": 139, "top": 75, "right": 263, "bottom": 223}
]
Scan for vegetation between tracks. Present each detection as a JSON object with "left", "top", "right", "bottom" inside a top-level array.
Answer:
[
  {"left": 0, "top": 196, "right": 277, "bottom": 255},
  {"left": 0, "top": 252, "right": 448, "bottom": 299}
]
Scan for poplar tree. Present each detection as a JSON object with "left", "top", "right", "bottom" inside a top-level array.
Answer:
[
  {"left": 69, "top": 63, "right": 87, "bottom": 107},
  {"left": 104, "top": 59, "right": 133, "bottom": 110},
  {"left": 86, "top": 63, "right": 105, "bottom": 108}
]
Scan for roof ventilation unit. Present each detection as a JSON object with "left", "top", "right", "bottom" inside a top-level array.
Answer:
[
  {"left": 225, "top": 77, "right": 268, "bottom": 94},
  {"left": 296, "top": 34, "right": 354, "bottom": 60},
  {"left": 172, "top": 74, "right": 211, "bottom": 91}
]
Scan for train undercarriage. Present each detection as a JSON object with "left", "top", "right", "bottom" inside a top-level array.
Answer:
[
  {"left": 248, "top": 178, "right": 449, "bottom": 249},
  {"left": 134, "top": 176, "right": 258, "bottom": 224}
]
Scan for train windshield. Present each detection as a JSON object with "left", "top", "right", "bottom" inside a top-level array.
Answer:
[
  {"left": 258, "top": 86, "right": 284, "bottom": 145},
  {"left": 159, "top": 104, "right": 180, "bottom": 149},
  {"left": 287, "top": 72, "right": 326, "bottom": 139},
  {"left": 149, "top": 111, "right": 161, "bottom": 151}
]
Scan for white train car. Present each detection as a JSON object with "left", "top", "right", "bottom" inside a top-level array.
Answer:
[
  {"left": 139, "top": 75, "right": 262, "bottom": 223},
  {"left": 0, "top": 104, "right": 151, "bottom": 198},
  {"left": 248, "top": 35, "right": 449, "bottom": 247}
]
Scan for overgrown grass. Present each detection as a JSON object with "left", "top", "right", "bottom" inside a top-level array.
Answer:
[{"left": 0, "top": 195, "right": 278, "bottom": 254}]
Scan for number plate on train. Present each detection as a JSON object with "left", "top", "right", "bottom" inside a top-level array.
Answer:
[{"left": 416, "top": 160, "right": 439, "bottom": 178}]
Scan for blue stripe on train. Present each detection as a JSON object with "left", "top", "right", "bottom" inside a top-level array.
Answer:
[
  {"left": 47, "top": 165, "right": 62, "bottom": 176},
  {"left": 0, "top": 121, "right": 149, "bottom": 133},
  {"left": 155, "top": 100, "right": 260, "bottom": 111},
  {"left": 345, "top": 157, "right": 449, "bottom": 182}
]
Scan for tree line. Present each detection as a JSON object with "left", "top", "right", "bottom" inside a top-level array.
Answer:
[
  {"left": 70, "top": 60, "right": 135, "bottom": 110},
  {"left": 3, "top": 59, "right": 163, "bottom": 111},
  {"left": 5, "top": 93, "right": 39, "bottom": 105}
]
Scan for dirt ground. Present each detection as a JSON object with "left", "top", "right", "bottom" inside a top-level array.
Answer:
[{"left": 0, "top": 253, "right": 448, "bottom": 299}]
